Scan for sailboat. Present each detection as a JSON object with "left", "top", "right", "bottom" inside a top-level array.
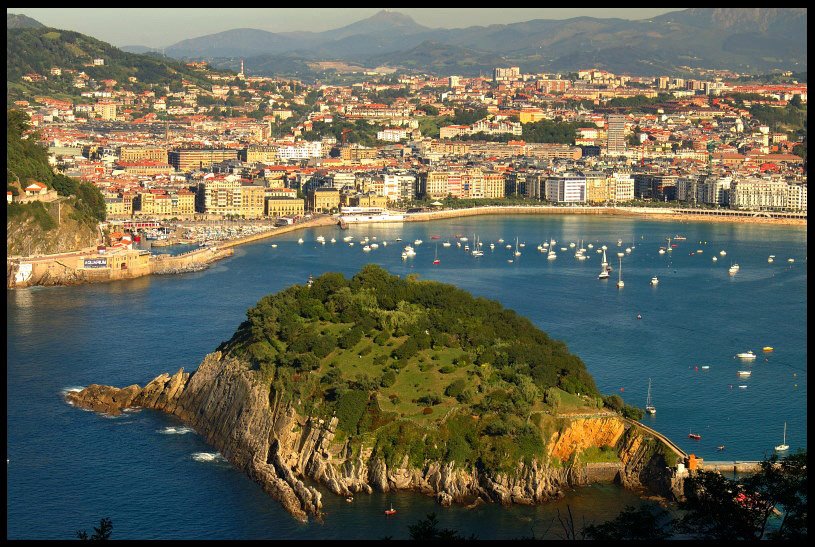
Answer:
[
  {"left": 645, "top": 378, "right": 656, "bottom": 414},
  {"left": 471, "top": 235, "right": 484, "bottom": 257},
  {"left": 547, "top": 238, "right": 557, "bottom": 260},
  {"left": 433, "top": 244, "right": 440, "bottom": 265},
  {"left": 616, "top": 253, "right": 625, "bottom": 288},
  {"left": 598, "top": 249, "right": 610, "bottom": 279},
  {"left": 514, "top": 237, "right": 521, "bottom": 257},
  {"left": 775, "top": 422, "right": 789, "bottom": 451}
]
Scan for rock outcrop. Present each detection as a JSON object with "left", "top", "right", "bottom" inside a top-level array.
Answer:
[{"left": 65, "top": 352, "right": 684, "bottom": 521}]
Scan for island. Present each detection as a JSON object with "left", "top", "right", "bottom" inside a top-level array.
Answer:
[{"left": 66, "top": 265, "right": 685, "bottom": 521}]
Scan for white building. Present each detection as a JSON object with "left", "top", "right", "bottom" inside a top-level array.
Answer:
[
  {"left": 729, "top": 177, "right": 788, "bottom": 211},
  {"left": 276, "top": 141, "right": 323, "bottom": 161},
  {"left": 545, "top": 175, "right": 586, "bottom": 203},
  {"left": 611, "top": 172, "right": 635, "bottom": 202}
]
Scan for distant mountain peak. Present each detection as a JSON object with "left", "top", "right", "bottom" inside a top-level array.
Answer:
[{"left": 7, "top": 13, "right": 45, "bottom": 29}]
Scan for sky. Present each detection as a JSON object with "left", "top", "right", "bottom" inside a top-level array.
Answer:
[{"left": 8, "top": 8, "right": 684, "bottom": 49}]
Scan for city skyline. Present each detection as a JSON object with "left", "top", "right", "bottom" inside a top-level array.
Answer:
[{"left": 7, "top": 8, "right": 684, "bottom": 49}]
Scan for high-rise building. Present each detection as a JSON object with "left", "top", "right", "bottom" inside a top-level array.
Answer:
[{"left": 606, "top": 115, "right": 626, "bottom": 155}]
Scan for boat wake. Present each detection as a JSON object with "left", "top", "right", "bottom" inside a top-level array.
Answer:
[
  {"left": 159, "top": 426, "right": 195, "bottom": 435},
  {"left": 191, "top": 452, "right": 226, "bottom": 463}
]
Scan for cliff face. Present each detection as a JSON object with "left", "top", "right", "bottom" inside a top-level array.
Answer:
[
  {"left": 7, "top": 201, "right": 98, "bottom": 257},
  {"left": 65, "top": 353, "right": 683, "bottom": 521}
]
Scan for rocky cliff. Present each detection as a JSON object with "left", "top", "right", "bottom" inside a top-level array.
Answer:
[{"left": 65, "top": 352, "right": 684, "bottom": 521}]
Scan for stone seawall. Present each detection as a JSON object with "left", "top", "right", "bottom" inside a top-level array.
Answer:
[{"left": 65, "top": 354, "right": 686, "bottom": 522}]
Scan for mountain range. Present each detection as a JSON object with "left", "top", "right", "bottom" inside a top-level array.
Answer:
[
  {"left": 8, "top": 9, "right": 808, "bottom": 78},
  {"left": 153, "top": 8, "right": 807, "bottom": 76}
]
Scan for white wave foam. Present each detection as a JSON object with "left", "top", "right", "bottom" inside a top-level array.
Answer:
[
  {"left": 191, "top": 452, "right": 226, "bottom": 463},
  {"left": 158, "top": 426, "right": 195, "bottom": 435},
  {"left": 61, "top": 386, "right": 85, "bottom": 396}
]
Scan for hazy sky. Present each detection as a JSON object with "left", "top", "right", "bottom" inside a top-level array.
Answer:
[{"left": 8, "top": 8, "right": 684, "bottom": 48}]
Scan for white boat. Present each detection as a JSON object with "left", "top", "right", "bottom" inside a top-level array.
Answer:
[
  {"left": 736, "top": 350, "right": 756, "bottom": 360},
  {"left": 330, "top": 238, "right": 336, "bottom": 243},
  {"left": 775, "top": 422, "right": 789, "bottom": 451},
  {"left": 456, "top": 242, "right": 461, "bottom": 248},
  {"left": 616, "top": 254, "right": 624, "bottom": 288},
  {"left": 362, "top": 245, "right": 371, "bottom": 252},
  {"left": 370, "top": 243, "right": 379, "bottom": 250},
  {"left": 459, "top": 237, "right": 468, "bottom": 242},
  {"left": 696, "top": 249, "right": 703, "bottom": 253},
  {"left": 506, "top": 244, "right": 512, "bottom": 249},
  {"left": 349, "top": 242, "right": 354, "bottom": 246},
  {"left": 514, "top": 238, "right": 521, "bottom": 257},
  {"left": 395, "top": 237, "right": 402, "bottom": 241},
  {"left": 490, "top": 243, "right": 495, "bottom": 250},
  {"left": 601, "top": 245, "right": 607, "bottom": 250},
  {"left": 720, "top": 250, "right": 726, "bottom": 256},
  {"left": 728, "top": 264, "right": 739, "bottom": 276},
  {"left": 587, "top": 243, "right": 594, "bottom": 249},
  {"left": 658, "top": 248, "right": 666, "bottom": 255},
  {"left": 645, "top": 378, "right": 656, "bottom": 414},
  {"left": 414, "top": 239, "right": 423, "bottom": 245},
  {"left": 316, "top": 235, "right": 325, "bottom": 243},
  {"left": 650, "top": 276, "right": 659, "bottom": 286},
  {"left": 560, "top": 247, "right": 567, "bottom": 252},
  {"left": 598, "top": 249, "right": 609, "bottom": 278},
  {"left": 767, "top": 256, "right": 774, "bottom": 263},
  {"left": 625, "top": 247, "right": 632, "bottom": 254},
  {"left": 472, "top": 236, "right": 484, "bottom": 257},
  {"left": 464, "top": 245, "right": 470, "bottom": 252},
  {"left": 442, "top": 241, "right": 451, "bottom": 247},
  {"left": 737, "top": 370, "right": 752, "bottom": 377},
  {"left": 788, "top": 258, "right": 795, "bottom": 263},
  {"left": 339, "top": 207, "right": 405, "bottom": 224},
  {"left": 617, "top": 239, "right": 623, "bottom": 246},
  {"left": 738, "top": 385, "right": 748, "bottom": 389},
  {"left": 297, "top": 238, "right": 304, "bottom": 244},
  {"left": 701, "top": 365, "right": 710, "bottom": 370},
  {"left": 712, "top": 257, "right": 718, "bottom": 262},
  {"left": 577, "top": 254, "right": 587, "bottom": 261},
  {"left": 343, "top": 236, "right": 353, "bottom": 242},
  {"left": 519, "top": 242, "right": 525, "bottom": 248},
  {"left": 271, "top": 244, "right": 278, "bottom": 248},
  {"left": 403, "top": 245, "right": 416, "bottom": 257},
  {"left": 569, "top": 242, "right": 576, "bottom": 248},
  {"left": 382, "top": 241, "right": 387, "bottom": 246},
  {"left": 498, "top": 238, "right": 504, "bottom": 244}
]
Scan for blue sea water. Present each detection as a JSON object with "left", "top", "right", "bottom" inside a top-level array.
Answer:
[{"left": 7, "top": 215, "right": 807, "bottom": 539}]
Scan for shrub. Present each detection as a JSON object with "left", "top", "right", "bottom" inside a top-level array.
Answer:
[
  {"left": 339, "top": 327, "right": 364, "bottom": 349},
  {"left": 439, "top": 364, "right": 456, "bottom": 374},
  {"left": 444, "top": 379, "right": 467, "bottom": 398},
  {"left": 422, "top": 407, "right": 433, "bottom": 415},
  {"left": 380, "top": 370, "right": 397, "bottom": 388},
  {"left": 336, "top": 390, "right": 369, "bottom": 434},
  {"left": 417, "top": 394, "right": 442, "bottom": 406}
]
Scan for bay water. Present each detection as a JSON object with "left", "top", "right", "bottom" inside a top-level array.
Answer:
[{"left": 7, "top": 215, "right": 806, "bottom": 539}]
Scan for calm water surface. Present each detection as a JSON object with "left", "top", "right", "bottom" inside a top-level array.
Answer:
[{"left": 7, "top": 215, "right": 806, "bottom": 539}]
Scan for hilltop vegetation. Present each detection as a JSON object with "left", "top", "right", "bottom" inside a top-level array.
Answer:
[
  {"left": 7, "top": 26, "right": 217, "bottom": 102},
  {"left": 218, "top": 265, "right": 627, "bottom": 474}
]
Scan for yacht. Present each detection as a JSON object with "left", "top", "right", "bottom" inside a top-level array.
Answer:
[
  {"left": 403, "top": 245, "right": 416, "bottom": 257},
  {"left": 645, "top": 379, "right": 656, "bottom": 415},
  {"left": 514, "top": 238, "right": 522, "bottom": 257},
  {"left": 736, "top": 350, "right": 756, "bottom": 360},
  {"left": 728, "top": 264, "right": 740, "bottom": 275},
  {"left": 737, "top": 370, "right": 752, "bottom": 377},
  {"left": 775, "top": 422, "right": 789, "bottom": 452},
  {"left": 598, "top": 249, "right": 609, "bottom": 278},
  {"left": 616, "top": 254, "right": 625, "bottom": 288},
  {"left": 650, "top": 276, "right": 659, "bottom": 286}
]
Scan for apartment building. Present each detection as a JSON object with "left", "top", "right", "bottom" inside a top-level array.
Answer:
[{"left": 169, "top": 148, "right": 239, "bottom": 172}]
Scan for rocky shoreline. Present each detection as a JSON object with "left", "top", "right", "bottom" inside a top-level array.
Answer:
[{"left": 65, "top": 352, "right": 685, "bottom": 522}]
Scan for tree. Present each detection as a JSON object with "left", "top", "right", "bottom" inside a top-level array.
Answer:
[
  {"left": 584, "top": 505, "right": 672, "bottom": 540},
  {"left": 407, "top": 512, "right": 475, "bottom": 540},
  {"left": 675, "top": 450, "right": 807, "bottom": 540},
  {"left": 76, "top": 517, "right": 112, "bottom": 540}
]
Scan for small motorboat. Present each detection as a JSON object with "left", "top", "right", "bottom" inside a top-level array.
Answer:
[
  {"left": 688, "top": 432, "right": 701, "bottom": 440},
  {"left": 737, "top": 370, "right": 752, "bottom": 377},
  {"left": 717, "top": 445, "right": 725, "bottom": 451},
  {"left": 650, "top": 276, "right": 659, "bottom": 286},
  {"left": 297, "top": 238, "right": 304, "bottom": 244},
  {"left": 701, "top": 365, "right": 710, "bottom": 370},
  {"left": 346, "top": 497, "right": 353, "bottom": 503},
  {"left": 384, "top": 505, "right": 397, "bottom": 516},
  {"left": 430, "top": 235, "right": 441, "bottom": 240},
  {"left": 736, "top": 351, "right": 756, "bottom": 360},
  {"left": 738, "top": 385, "right": 748, "bottom": 389},
  {"left": 271, "top": 244, "right": 278, "bottom": 248},
  {"left": 763, "top": 346, "right": 774, "bottom": 352}
]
